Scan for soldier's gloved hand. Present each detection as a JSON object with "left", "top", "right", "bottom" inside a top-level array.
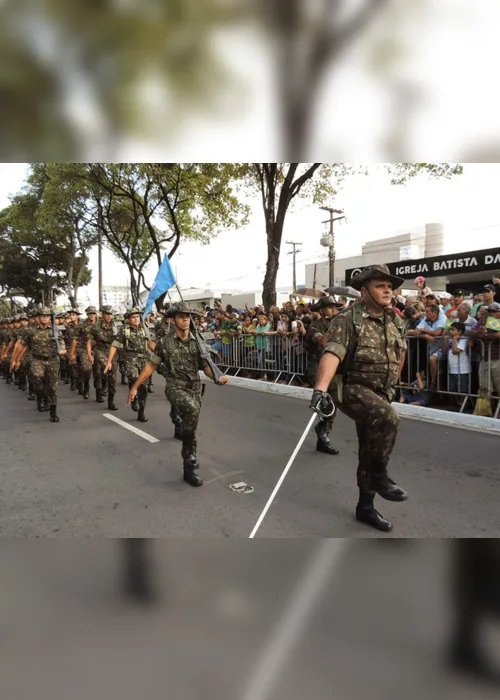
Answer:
[{"left": 310, "top": 390, "right": 335, "bottom": 418}]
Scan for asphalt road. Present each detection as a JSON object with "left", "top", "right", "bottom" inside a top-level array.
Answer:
[
  {"left": 1, "top": 376, "right": 500, "bottom": 537},
  {"left": 0, "top": 540, "right": 499, "bottom": 700}
]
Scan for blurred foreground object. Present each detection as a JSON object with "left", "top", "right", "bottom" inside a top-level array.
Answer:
[{"left": 122, "top": 539, "right": 156, "bottom": 603}]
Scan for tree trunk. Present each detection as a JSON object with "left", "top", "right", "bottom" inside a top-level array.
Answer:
[
  {"left": 262, "top": 217, "right": 284, "bottom": 309},
  {"left": 68, "top": 295, "right": 76, "bottom": 308}
]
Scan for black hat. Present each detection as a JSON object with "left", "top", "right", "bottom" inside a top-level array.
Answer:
[
  {"left": 453, "top": 289, "right": 465, "bottom": 297},
  {"left": 482, "top": 284, "right": 496, "bottom": 293},
  {"left": 310, "top": 296, "right": 344, "bottom": 312},
  {"left": 165, "top": 302, "right": 201, "bottom": 318},
  {"left": 350, "top": 264, "right": 405, "bottom": 292}
]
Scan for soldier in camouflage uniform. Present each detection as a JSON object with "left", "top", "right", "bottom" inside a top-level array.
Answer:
[
  {"left": 9, "top": 313, "right": 30, "bottom": 392},
  {"left": 311, "top": 265, "right": 408, "bottom": 533},
  {"left": 14, "top": 307, "right": 66, "bottom": 422},
  {"left": 305, "top": 296, "right": 342, "bottom": 456},
  {"left": 105, "top": 308, "right": 151, "bottom": 421},
  {"left": 87, "top": 305, "right": 119, "bottom": 410},
  {"left": 10, "top": 309, "right": 39, "bottom": 400},
  {"left": 126, "top": 302, "right": 228, "bottom": 487},
  {"left": 1, "top": 317, "right": 18, "bottom": 383},
  {"left": 66, "top": 309, "right": 81, "bottom": 391},
  {"left": 152, "top": 308, "right": 184, "bottom": 438},
  {"left": 56, "top": 312, "right": 70, "bottom": 384},
  {"left": 70, "top": 306, "right": 97, "bottom": 399}
]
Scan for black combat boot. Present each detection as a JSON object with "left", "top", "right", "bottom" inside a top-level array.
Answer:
[
  {"left": 147, "top": 378, "right": 154, "bottom": 394},
  {"left": 83, "top": 379, "right": 90, "bottom": 399},
  {"left": 70, "top": 376, "right": 76, "bottom": 391},
  {"left": 6, "top": 373, "right": 12, "bottom": 385},
  {"left": 20, "top": 376, "right": 27, "bottom": 391},
  {"left": 101, "top": 376, "right": 108, "bottom": 397},
  {"left": 27, "top": 382, "right": 35, "bottom": 401},
  {"left": 137, "top": 384, "right": 148, "bottom": 422},
  {"left": 95, "top": 387, "right": 105, "bottom": 403},
  {"left": 355, "top": 490, "right": 393, "bottom": 532},
  {"left": 371, "top": 461, "right": 408, "bottom": 502},
  {"left": 49, "top": 405, "right": 60, "bottom": 423},
  {"left": 138, "top": 404, "right": 148, "bottom": 422},
  {"left": 182, "top": 437, "right": 203, "bottom": 487},
  {"left": 121, "top": 373, "right": 127, "bottom": 385},
  {"left": 37, "top": 394, "right": 45, "bottom": 412},
  {"left": 108, "top": 392, "right": 119, "bottom": 411},
  {"left": 77, "top": 379, "right": 84, "bottom": 395},
  {"left": 315, "top": 422, "right": 339, "bottom": 455}
]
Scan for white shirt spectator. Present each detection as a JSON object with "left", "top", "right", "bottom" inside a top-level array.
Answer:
[{"left": 447, "top": 338, "right": 470, "bottom": 374}]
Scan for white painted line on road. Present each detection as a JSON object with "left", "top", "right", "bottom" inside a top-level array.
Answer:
[
  {"left": 207, "top": 375, "right": 500, "bottom": 436},
  {"left": 240, "top": 539, "right": 348, "bottom": 700},
  {"left": 249, "top": 413, "right": 317, "bottom": 538},
  {"left": 103, "top": 413, "right": 160, "bottom": 443}
]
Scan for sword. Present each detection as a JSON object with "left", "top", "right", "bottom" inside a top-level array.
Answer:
[{"left": 249, "top": 413, "right": 317, "bottom": 538}]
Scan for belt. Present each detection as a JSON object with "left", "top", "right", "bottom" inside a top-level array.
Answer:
[
  {"left": 32, "top": 354, "right": 54, "bottom": 361},
  {"left": 166, "top": 378, "right": 200, "bottom": 389}
]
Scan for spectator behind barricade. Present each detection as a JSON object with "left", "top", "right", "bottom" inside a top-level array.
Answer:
[
  {"left": 478, "top": 302, "right": 500, "bottom": 406},
  {"left": 220, "top": 311, "right": 242, "bottom": 368},
  {"left": 295, "top": 304, "right": 305, "bottom": 319},
  {"left": 279, "top": 312, "right": 300, "bottom": 384},
  {"left": 408, "top": 303, "right": 446, "bottom": 389},
  {"left": 446, "top": 289, "right": 465, "bottom": 318},
  {"left": 473, "top": 284, "right": 495, "bottom": 317},
  {"left": 494, "top": 276, "right": 500, "bottom": 302},
  {"left": 455, "top": 303, "right": 475, "bottom": 334},
  {"left": 405, "top": 295, "right": 417, "bottom": 307},
  {"left": 399, "top": 370, "right": 430, "bottom": 406},
  {"left": 443, "top": 321, "right": 471, "bottom": 398},
  {"left": 337, "top": 296, "right": 348, "bottom": 307},
  {"left": 467, "top": 305, "right": 489, "bottom": 402},
  {"left": 438, "top": 291, "right": 452, "bottom": 314},
  {"left": 403, "top": 306, "right": 423, "bottom": 330},
  {"left": 241, "top": 314, "right": 256, "bottom": 371}
]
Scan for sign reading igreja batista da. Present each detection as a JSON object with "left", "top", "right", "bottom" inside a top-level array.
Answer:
[{"left": 345, "top": 246, "right": 500, "bottom": 285}]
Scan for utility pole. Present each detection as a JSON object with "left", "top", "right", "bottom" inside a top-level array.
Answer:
[
  {"left": 312, "top": 263, "right": 317, "bottom": 290},
  {"left": 97, "top": 208, "right": 103, "bottom": 310},
  {"left": 320, "top": 207, "right": 345, "bottom": 287},
  {"left": 286, "top": 241, "right": 302, "bottom": 292}
]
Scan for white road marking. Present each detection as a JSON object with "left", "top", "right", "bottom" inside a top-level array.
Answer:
[
  {"left": 240, "top": 539, "right": 349, "bottom": 700},
  {"left": 103, "top": 413, "right": 160, "bottom": 443}
]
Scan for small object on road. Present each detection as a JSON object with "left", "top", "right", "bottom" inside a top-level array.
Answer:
[{"left": 230, "top": 481, "right": 254, "bottom": 494}]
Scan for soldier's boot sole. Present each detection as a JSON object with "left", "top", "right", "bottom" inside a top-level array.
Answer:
[
  {"left": 49, "top": 405, "right": 60, "bottom": 423},
  {"left": 183, "top": 470, "right": 203, "bottom": 487},
  {"left": 108, "top": 398, "right": 119, "bottom": 411},
  {"left": 355, "top": 507, "right": 393, "bottom": 532}
]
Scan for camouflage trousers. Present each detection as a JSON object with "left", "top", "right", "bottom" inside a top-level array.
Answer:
[
  {"left": 165, "top": 382, "right": 202, "bottom": 442},
  {"left": 75, "top": 348, "right": 92, "bottom": 383},
  {"left": 336, "top": 383, "right": 399, "bottom": 493},
  {"left": 30, "top": 357, "right": 60, "bottom": 405},
  {"left": 123, "top": 354, "right": 149, "bottom": 384},
  {"left": 93, "top": 349, "right": 116, "bottom": 393}
]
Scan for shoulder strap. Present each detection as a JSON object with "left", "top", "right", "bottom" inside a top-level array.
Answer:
[{"left": 337, "top": 304, "right": 363, "bottom": 376}]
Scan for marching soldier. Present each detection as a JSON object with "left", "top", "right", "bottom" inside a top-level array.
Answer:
[
  {"left": 57, "top": 312, "right": 70, "bottom": 384},
  {"left": 65, "top": 309, "right": 81, "bottom": 391},
  {"left": 152, "top": 307, "right": 184, "bottom": 439},
  {"left": 126, "top": 302, "right": 228, "bottom": 487},
  {"left": 87, "top": 305, "right": 119, "bottom": 410},
  {"left": 104, "top": 308, "right": 150, "bottom": 422},
  {"left": 70, "top": 306, "right": 97, "bottom": 399},
  {"left": 9, "top": 313, "right": 29, "bottom": 392},
  {"left": 311, "top": 265, "right": 408, "bottom": 533},
  {"left": 115, "top": 314, "right": 128, "bottom": 385},
  {"left": 13, "top": 307, "right": 66, "bottom": 422},
  {"left": 305, "top": 296, "right": 342, "bottom": 456}
]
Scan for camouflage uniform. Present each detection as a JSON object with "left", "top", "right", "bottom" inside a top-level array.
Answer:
[
  {"left": 73, "top": 311, "right": 96, "bottom": 398},
  {"left": 23, "top": 309, "right": 66, "bottom": 420},
  {"left": 111, "top": 314, "right": 150, "bottom": 418},
  {"left": 305, "top": 300, "right": 340, "bottom": 455},
  {"left": 89, "top": 309, "right": 118, "bottom": 408},
  {"left": 66, "top": 313, "right": 81, "bottom": 391},
  {"left": 57, "top": 314, "right": 70, "bottom": 383},
  {"left": 153, "top": 316, "right": 183, "bottom": 435},
  {"left": 150, "top": 302, "right": 207, "bottom": 486}
]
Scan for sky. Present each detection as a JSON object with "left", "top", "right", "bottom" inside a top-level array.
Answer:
[{"left": 1, "top": 162, "right": 500, "bottom": 305}]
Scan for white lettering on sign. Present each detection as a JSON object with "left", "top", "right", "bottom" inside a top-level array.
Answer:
[
  {"left": 485, "top": 253, "right": 500, "bottom": 265},
  {"left": 433, "top": 257, "right": 478, "bottom": 272},
  {"left": 395, "top": 263, "right": 428, "bottom": 276}
]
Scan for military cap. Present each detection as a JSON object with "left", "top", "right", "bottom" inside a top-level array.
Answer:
[
  {"left": 164, "top": 302, "right": 201, "bottom": 318},
  {"left": 56, "top": 312, "right": 66, "bottom": 319},
  {"left": 310, "top": 295, "right": 344, "bottom": 312},
  {"left": 38, "top": 306, "right": 51, "bottom": 315},
  {"left": 100, "top": 305, "right": 114, "bottom": 314},
  {"left": 127, "top": 307, "right": 141, "bottom": 317},
  {"left": 350, "top": 264, "right": 405, "bottom": 292},
  {"left": 85, "top": 306, "right": 98, "bottom": 314},
  {"left": 69, "top": 308, "right": 81, "bottom": 315},
  {"left": 18, "top": 313, "right": 28, "bottom": 321}
]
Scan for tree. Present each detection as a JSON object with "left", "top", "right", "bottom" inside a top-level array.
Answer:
[
  {"left": 238, "top": 162, "right": 463, "bottom": 309},
  {"left": 87, "top": 163, "right": 248, "bottom": 306},
  {"left": 27, "top": 163, "right": 96, "bottom": 307}
]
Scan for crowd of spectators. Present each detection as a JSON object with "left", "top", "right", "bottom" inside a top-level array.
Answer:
[{"left": 152, "top": 277, "right": 500, "bottom": 415}]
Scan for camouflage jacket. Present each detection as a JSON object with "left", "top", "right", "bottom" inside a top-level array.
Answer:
[
  {"left": 150, "top": 331, "right": 208, "bottom": 386},
  {"left": 305, "top": 316, "right": 332, "bottom": 368},
  {"left": 74, "top": 320, "right": 95, "bottom": 350},
  {"left": 24, "top": 326, "right": 66, "bottom": 359},
  {"left": 324, "top": 302, "right": 406, "bottom": 393},
  {"left": 112, "top": 325, "right": 149, "bottom": 357},
  {"left": 89, "top": 319, "right": 118, "bottom": 352},
  {"left": 153, "top": 318, "right": 172, "bottom": 341}
]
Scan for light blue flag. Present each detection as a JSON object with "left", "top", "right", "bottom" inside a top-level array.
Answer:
[{"left": 142, "top": 253, "right": 177, "bottom": 320}]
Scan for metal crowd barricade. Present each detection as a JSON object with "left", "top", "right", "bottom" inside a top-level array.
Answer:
[
  {"left": 398, "top": 335, "right": 500, "bottom": 417},
  {"left": 208, "top": 332, "right": 307, "bottom": 384}
]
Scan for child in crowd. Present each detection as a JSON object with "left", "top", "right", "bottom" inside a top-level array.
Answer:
[
  {"left": 399, "top": 370, "right": 430, "bottom": 407},
  {"left": 444, "top": 321, "right": 471, "bottom": 395}
]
